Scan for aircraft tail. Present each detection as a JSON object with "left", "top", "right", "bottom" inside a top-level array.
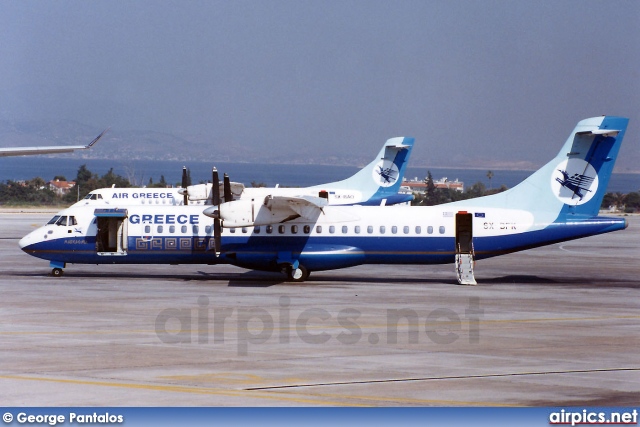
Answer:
[
  {"left": 312, "top": 137, "right": 415, "bottom": 205},
  {"left": 456, "top": 116, "right": 629, "bottom": 221}
]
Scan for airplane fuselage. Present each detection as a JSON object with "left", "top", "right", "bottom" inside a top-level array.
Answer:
[{"left": 20, "top": 204, "right": 627, "bottom": 274}]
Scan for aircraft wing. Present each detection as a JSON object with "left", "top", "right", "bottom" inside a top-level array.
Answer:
[
  {"left": 263, "top": 195, "right": 328, "bottom": 220},
  {"left": 0, "top": 128, "right": 108, "bottom": 158}
]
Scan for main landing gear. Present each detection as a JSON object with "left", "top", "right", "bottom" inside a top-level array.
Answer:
[{"left": 285, "top": 264, "right": 310, "bottom": 282}]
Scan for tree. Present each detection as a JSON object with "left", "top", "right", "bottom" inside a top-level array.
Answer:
[
  {"left": 602, "top": 192, "right": 626, "bottom": 211},
  {"left": 424, "top": 171, "right": 437, "bottom": 205},
  {"left": 63, "top": 165, "right": 132, "bottom": 203},
  {"left": 465, "top": 182, "right": 487, "bottom": 199},
  {"left": 486, "top": 170, "right": 494, "bottom": 190},
  {"left": 75, "top": 164, "right": 93, "bottom": 187},
  {"left": 623, "top": 192, "right": 640, "bottom": 213}
]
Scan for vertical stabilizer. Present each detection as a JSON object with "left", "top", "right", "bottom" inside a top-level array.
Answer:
[
  {"left": 311, "top": 137, "right": 415, "bottom": 205},
  {"left": 452, "top": 116, "right": 629, "bottom": 222}
]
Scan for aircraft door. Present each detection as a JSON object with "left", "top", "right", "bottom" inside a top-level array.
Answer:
[
  {"left": 455, "top": 212, "right": 473, "bottom": 254},
  {"left": 455, "top": 212, "right": 477, "bottom": 285},
  {"left": 94, "top": 209, "right": 128, "bottom": 255}
]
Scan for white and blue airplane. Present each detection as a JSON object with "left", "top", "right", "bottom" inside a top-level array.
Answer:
[
  {"left": 19, "top": 116, "right": 629, "bottom": 284},
  {"left": 72, "top": 136, "right": 415, "bottom": 207},
  {"left": 0, "top": 129, "right": 107, "bottom": 157}
]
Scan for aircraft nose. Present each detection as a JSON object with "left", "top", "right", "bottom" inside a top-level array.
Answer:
[
  {"left": 19, "top": 230, "right": 39, "bottom": 251},
  {"left": 18, "top": 235, "right": 30, "bottom": 250}
]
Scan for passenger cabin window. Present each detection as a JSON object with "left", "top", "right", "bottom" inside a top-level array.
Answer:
[
  {"left": 230, "top": 228, "right": 236, "bottom": 233},
  {"left": 439, "top": 226, "right": 445, "bottom": 234},
  {"left": 242, "top": 227, "right": 248, "bottom": 233},
  {"left": 342, "top": 226, "right": 348, "bottom": 234},
  {"left": 157, "top": 225, "right": 163, "bottom": 233},
  {"left": 367, "top": 226, "right": 373, "bottom": 234},
  {"left": 316, "top": 226, "right": 322, "bottom": 233},
  {"left": 329, "top": 226, "right": 335, "bottom": 234},
  {"left": 355, "top": 225, "right": 360, "bottom": 234},
  {"left": 380, "top": 226, "right": 386, "bottom": 234},
  {"left": 303, "top": 225, "right": 311, "bottom": 234},
  {"left": 205, "top": 225, "right": 212, "bottom": 234},
  {"left": 403, "top": 226, "right": 409, "bottom": 234},
  {"left": 181, "top": 225, "right": 187, "bottom": 233},
  {"left": 415, "top": 226, "right": 422, "bottom": 234},
  {"left": 278, "top": 225, "right": 285, "bottom": 234},
  {"left": 144, "top": 225, "right": 151, "bottom": 233},
  {"left": 291, "top": 225, "right": 298, "bottom": 234},
  {"left": 391, "top": 226, "right": 397, "bottom": 234},
  {"left": 254, "top": 226, "right": 261, "bottom": 234},
  {"left": 266, "top": 225, "right": 273, "bottom": 234},
  {"left": 192, "top": 225, "right": 199, "bottom": 234},
  {"left": 169, "top": 225, "right": 175, "bottom": 233},
  {"left": 427, "top": 226, "right": 434, "bottom": 234}
]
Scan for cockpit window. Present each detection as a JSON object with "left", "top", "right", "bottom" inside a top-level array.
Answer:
[
  {"left": 47, "top": 215, "right": 61, "bottom": 225},
  {"left": 82, "top": 193, "right": 102, "bottom": 200},
  {"left": 55, "top": 216, "right": 68, "bottom": 226}
]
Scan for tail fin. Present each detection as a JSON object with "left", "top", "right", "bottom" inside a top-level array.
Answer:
[
  {"left": 457, "top": 116, "right": 629, "bottom": 221},
  {"left": 312, "top": 137, "right": 415, "bottom": 205}
]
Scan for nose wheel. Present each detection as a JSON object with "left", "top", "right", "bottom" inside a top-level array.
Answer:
[
  {"left": 51, "top": 268, "right": 64, "bottom": 277},
  {"left": 286, "top": 264, "right": 309, "bottom": 282}
]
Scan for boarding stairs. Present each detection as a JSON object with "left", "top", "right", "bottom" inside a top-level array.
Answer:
[{"left": 455, "top": 243, "right": 477, "bottom": 285}]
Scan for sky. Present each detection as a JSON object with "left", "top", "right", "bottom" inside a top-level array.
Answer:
[{"left": 1, "top": 0, "right": 639, "bottom": 171}]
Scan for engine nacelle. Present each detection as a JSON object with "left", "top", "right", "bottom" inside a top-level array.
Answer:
[
  {"left": 183, "top": 182, "right": 245, "bottom": 202},
  {"left": 186, "top": 183, "right": 211, "bottom": 201}
]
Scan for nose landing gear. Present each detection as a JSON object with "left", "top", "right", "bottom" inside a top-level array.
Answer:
[{"left": 50, "top": 261, "right": 66, "bottom": 277}]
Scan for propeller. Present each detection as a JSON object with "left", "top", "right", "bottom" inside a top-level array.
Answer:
[
  {"left": 181, "top": 166, "right": 189, "bottom": 206},
  {"left": 212, "top": 168, "right": 221, "bottom": 254},
  {"left": 206, "top": 168, "right": 233, "bottom": 256}
]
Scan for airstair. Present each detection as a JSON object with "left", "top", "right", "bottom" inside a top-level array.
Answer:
[
  {"left": 455, "top": 212, "right": 477, "bottom": 285},
  {"left": 455, "top": 243, "right": 477, "bottom": 285}
]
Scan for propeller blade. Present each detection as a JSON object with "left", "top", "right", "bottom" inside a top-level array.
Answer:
[
  {"left": 223, "top": 173, "right": 232, "bottom": 202},
  {"left": 181, "top": 166, "right": 188, "bottom": 206},
  {"left": 212, "top": 168, "right": 220, "bottom": 206},
  {"left": 213, "top": 218, "right": 222, "bottom": 255}
]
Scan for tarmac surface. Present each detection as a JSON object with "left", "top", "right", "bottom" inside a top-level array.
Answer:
[{"left": 1, "top": 211, "right": 639, "bottom": 406}]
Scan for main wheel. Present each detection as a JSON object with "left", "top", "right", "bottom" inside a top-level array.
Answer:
[
  {"left": 287, "top": 264, "right": 309, "bottom": 282},
  {"left": 51, "top": 268, "right": 64, "bottom": 277}
]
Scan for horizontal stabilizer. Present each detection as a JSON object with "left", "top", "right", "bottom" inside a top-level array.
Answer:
[{"left": 576, "top": 129, "right": 620, "bottom": 137}]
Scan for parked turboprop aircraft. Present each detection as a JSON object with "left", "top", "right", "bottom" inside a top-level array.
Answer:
[
  {"left": 20, "top": 116, "right": 629, "bottom": 284},
  {"left": 72, "top": 136, "right": 415, "bottom": 207},
  {"left": 0, "top": 129, "right": 107, "bottom": 157}
]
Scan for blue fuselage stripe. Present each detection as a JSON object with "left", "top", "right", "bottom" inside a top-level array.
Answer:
[{"left": 21, "top": 217, "right": 626, "bottom": 272}]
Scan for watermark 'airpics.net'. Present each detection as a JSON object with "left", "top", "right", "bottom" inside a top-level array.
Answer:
[{"left": 155, "top": 296, "right": 484, "bottom": 355}]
